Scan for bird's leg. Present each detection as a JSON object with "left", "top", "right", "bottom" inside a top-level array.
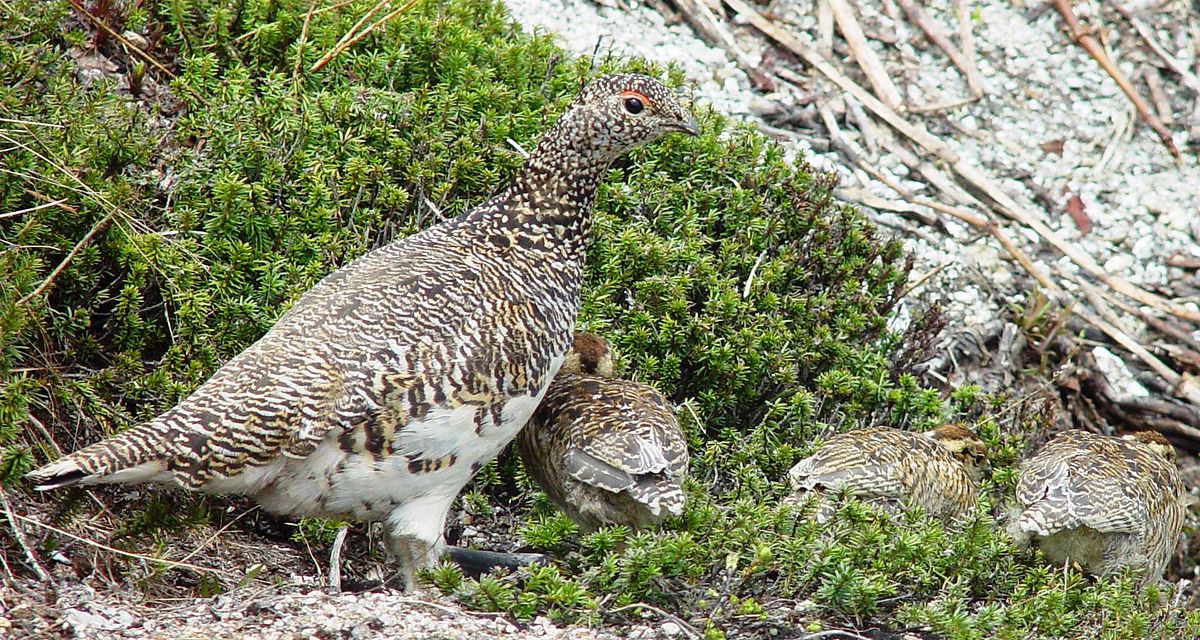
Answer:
[
  {"left": 387, "top": 534, "right": 444, "bottom": 591},
  {"left": 383, "top": 494, "right": 454, "bottom": 591}
]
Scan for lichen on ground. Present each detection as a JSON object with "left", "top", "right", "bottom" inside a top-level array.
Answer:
[{"left": 0, "top": 1, "right": 1197, "bottom": 639}]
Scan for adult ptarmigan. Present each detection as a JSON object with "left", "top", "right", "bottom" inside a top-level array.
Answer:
[
  {"left": 1008, "top": 429, "right": 1185, "bottom": 584},
  {"left": 516, "top": 332, "right": 689, "bottom": 531},
  {"left": 787, "top": 424, "right": 988, "bottom": 522},
  {"left": 27, "top": 74, "right": 698, "bottom": 589}
]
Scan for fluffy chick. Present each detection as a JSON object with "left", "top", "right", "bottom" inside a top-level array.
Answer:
[
  {"left": 1008, "top": 429, "right": 1185, "bottom": 584},
  {"left": 516, "top": 333, "right": 688, "bottom": 531},
  {"left": 788, "top": 424, "right": 988, "bottom": 522}
]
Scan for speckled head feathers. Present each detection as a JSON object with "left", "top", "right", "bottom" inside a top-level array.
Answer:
[
  {"left": 1124, "top": 430, "right": 1176, "bottom": 460},
  {"left": 573, "top": 73, "right": 698, "bottom": 137},
  {"left": 925, "top": 424, "right": 988, "bottom": 478},
  {"left": 560, "top": 332, "right": 614, "bottom": 377},
  {"left": 526, "top": 74, "right": 697, "bottom": 177}
]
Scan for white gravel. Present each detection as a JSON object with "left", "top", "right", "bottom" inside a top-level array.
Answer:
[{"left": 37, "top": 581, "right": 664, "bottom": 640}]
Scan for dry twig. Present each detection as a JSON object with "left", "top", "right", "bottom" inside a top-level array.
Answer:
[
  {"left": 292, "top": 0, "right": 320, "bottom": 82},
  {"left": 895, "top": 0, "right": 982, "bottom": 97},
  {"left": 328, "top": 523, "right": 350, "bottom": 591},
  {"left": 0, "top": 198, "right": 68, "bottom": 220},
  {"left": 16, "top": 211, "right": 115, "bottom": 307},
  {"left": 816, "top": 0, "right": 834, "bottom": 59},
  {"left": 1111, "top": 2, "right": 1200, "bottom": 96},
  {"left": 1079, "top": 281, "right": 1200, "bottom": 405},
  {"left": 826, "top": 0, "right": 903, "bottom": 109},
  {"left": 956, "top": 0, "right": 982, "bottom": 92},
  {"left": 310, "top": 0, "right": 421, "bottom": 74},
  {"left": 66, "top": 0, "right": 208, "bottom": 106},
  {"left": 1, "top": 491, "right": 51, "bottom": 583},
  {"left": 670, "top": 0, "right": 775, "bottom": 90},
  {"left": 9, "top": 511, "right": 226, "bottom": 576},
  {"left": 610, "top": 603, "right": 701, "bottom": 639},
  {"left": 1143, "top": 67, "right": 1174, "bottom": 125},
  {"left": 1050, "top": 0, "right": 1180, "bottom": 161}
]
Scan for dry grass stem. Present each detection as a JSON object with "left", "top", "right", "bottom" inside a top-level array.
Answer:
[
  {"left": 826, "top": 0, "right": 903, "bottom": 109},
  {"left": 1051, "top": 0, "right": 1180, "bottom": 161}
]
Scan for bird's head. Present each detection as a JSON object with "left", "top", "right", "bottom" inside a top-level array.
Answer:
[
  {"left": 1124, "top": 430, "right": 1176, "bottom": 461},
  {"left": 926, "top": 423, "right": 989, "bottom": 480},
  {"left": 560, "top": 332, "right": 614, "bottom": 377},
  {"left": 534, "top": 74, "right": 698, "bottom": 169}
]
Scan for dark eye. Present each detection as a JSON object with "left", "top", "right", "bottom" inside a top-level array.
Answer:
[{"left": 623, "top": 97, "right": 644, "bottom": 114}]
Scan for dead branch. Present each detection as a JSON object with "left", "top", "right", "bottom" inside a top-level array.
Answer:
[
  {"left": 826, "top": 0, "right": 904, "bottom": 109},
  {"left": 1079, "top": 281, "right": 1200, "bottom": 405},
  {"left": 8, "top": 511, "right": 227, "bottom": 576},
  {"left": 670, "top": 0, "right": 775, "bottom": 90},
  {"left": 817, "top": 0, "right": 833, "bottom": 59},
  {"left": 955, "top": 0, "right": 982, "bottom": 95},
  {"left": 66, "top": 0, "right": 208, "bottom": 106},
  {"left": 817, "top": 96, "right": 872, "bottom": 186},
  {"left": 1050, "top": 0, "right": 1180, "bottom": 161},
  {"left": 292, "top": 0, "right": 320, "bottom": 82},
  {"left": 1143, "top": 67, "right": 1174, "bottom": 125},
  {"left": 843, "top": 96, "right": 879, "bottom": 153},
  {"left": 1111, "top": 2, "right": 1200, "bottom": 96},
  {"left": 895, "top": 0, "right": 983, "bottom": 97},
  {"left": 1117, "top": 396, "right": 1200, "bottom": 429},
  {"left": 836, "top": 189, "right": 941, "bottom": 242},
  {"left": 16, "top": 210, "right": 115, "bottom": 307},
  {"left": 310, "top": 0, "right": 420, "bottom": 74},
  {"left": 610, "top": 603, "right": 702, "bottom": 640},
  {"left": 328, "top": 523, "right": 350, "bottom": 592},
  {"left": 1, "top": 491, "right": 51, "bottom": 583}
]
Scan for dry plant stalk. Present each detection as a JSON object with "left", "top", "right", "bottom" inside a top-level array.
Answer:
[
  {"left": 310, "top": 0, "right": 421, "bottom": 73},
  {"left": 671, "top": 0, "right": 774, "bottom": 90},
  {"left": 896, "top": 0, "right": 982, "bottom": 97},
  {"left": 2, "top": 491, "right": 51, "bottom": 583},
  {"left": 1050, "top": 0, "right": 1180, "bottom": 161},
  {"left": 826, "top": 0, "right": 904, "bottom": 109},
  {"left": 66, "top": 0, "right": 208, "bottom": 106},
  {"left": 1111, "top": 2, "right": 1200, "bottom": 95}
]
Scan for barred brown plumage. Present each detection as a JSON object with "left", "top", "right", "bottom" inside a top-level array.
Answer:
[
  {"left": 1008, "top": 430, "right": 1185, "bottom": 584},
  {"left": 787, "top": 424, "right": 988, "bottom": 522},
  {"left": 516, "top": 333, "right": 689, "bottom": 531},
  {"left": 27, "top": 74, "right": 698, "bottom": 590}
]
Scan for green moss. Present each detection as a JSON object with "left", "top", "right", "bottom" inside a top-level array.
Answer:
[{"left": 1, "top": 0, "right": 1194, "bottom": 637}]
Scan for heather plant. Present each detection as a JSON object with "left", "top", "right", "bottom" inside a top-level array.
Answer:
[{"left": 1, "top": 0, "right": 1196, "bottom": 637}]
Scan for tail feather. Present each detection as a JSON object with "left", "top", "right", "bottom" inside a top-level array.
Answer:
[{"left": 27, "top": 424, "right": 171, "bottom": 490}]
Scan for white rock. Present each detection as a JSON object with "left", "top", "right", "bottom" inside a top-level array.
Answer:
[
  {"left": 1092, "top": 346, "right": 1149, "bottom": 400},
  {"left": 1103, "top": 253, "right": 1135, "bottom": 273}
]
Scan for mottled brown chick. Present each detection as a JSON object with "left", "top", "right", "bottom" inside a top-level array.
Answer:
[
  {"left": 1009, "top": 430, "right": 1185, "bottom": 584},
  {"left": 516, "top": 333, "right": 688, "bottom": 531},
  {"left": 788, "top": 424, "right": 988, "bottom": 522}
]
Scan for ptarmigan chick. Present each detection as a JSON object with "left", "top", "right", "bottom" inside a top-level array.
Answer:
[
  {"left": 788, "top": 424, "right": 988, "bottom": 522},
  {"left": 516, "top": 332, "right": 689, "bottom": 531},
  {"left": 27, "top": 75, "right": 698, "bottom": 590},
  {"left": 1009, "top": 429, "right": 1185, "bottom": 584}
]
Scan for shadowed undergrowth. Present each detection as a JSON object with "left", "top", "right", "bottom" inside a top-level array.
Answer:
[{"left": 0, "top": 0, "right": 1196, "bottom": 638}]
